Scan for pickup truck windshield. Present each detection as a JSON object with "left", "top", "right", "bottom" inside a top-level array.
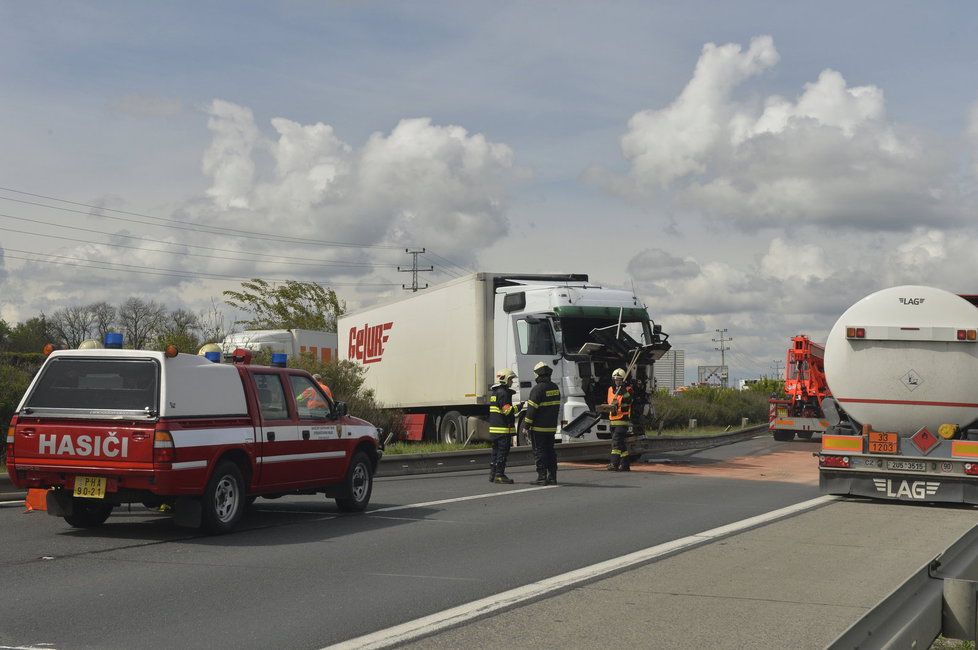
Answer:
[{"left": 24, "top": 358, "right": 160, "bottom": 414}]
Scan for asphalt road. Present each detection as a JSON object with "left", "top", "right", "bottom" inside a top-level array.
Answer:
[{"left": 2, "top": 437, "right": 826, "bottom": 649}]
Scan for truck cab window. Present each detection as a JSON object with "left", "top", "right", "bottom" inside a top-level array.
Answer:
[
  {"left": 290, "top": 375, "right": 332, "bottom": 419},
  {"left": 253, "top": 374, "right": 289, "bottom": 420},
  {"left": 516, "top": 318, "right": 556, "bottom": 356}
]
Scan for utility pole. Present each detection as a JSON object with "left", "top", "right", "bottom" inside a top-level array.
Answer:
[
  {"left": 770, "top": 360, "right": 783, "bottom": 381},
  {"left": 398, "top": 248, "right": 433, "bottom": 292},
  {"left": 713, "top": 328, "right": 732, "bottom": 387}
]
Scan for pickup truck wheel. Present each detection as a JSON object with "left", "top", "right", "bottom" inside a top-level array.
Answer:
[
  {"left": 439, "top": 411, "right": 466, "bottom": 444},
  {"left": 202, "top": 461, "right": 245, "bottom": 534},
  {"left": 773, "top": 430, "right": 795, "bottom": 442},
  {"left": 64, "top": 500, "right": 113, "bottom": 528},
  {"left": 335, "top": 451, "right": 373, "bottom": 512}
]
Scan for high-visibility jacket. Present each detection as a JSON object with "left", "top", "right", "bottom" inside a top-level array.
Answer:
[
  {"left": 525, "top": 378, "right": 561, "bottom": 434},
  {"left": 488, "top": 383, "right": 517, "bottom": 435},
  {"left": 317, "top": 381, "right": 334, "bottom": 400},
  {"left": 608, "top": 384, "right": 633, "bottom": 426}
]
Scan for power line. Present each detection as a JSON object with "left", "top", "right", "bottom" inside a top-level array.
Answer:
[
  {"left": 424, "top": 249, "right": 474, "bottom": 276},
  {"left": 0, "top": 188, "right": 405, "bottom": 250},
  {"left": 712, "top": 328, "right": 732, "bottom": 387},
  {"left": 0, "top": 212, "right": 399, "bottom": 269},
  {"left": 3, "top": 248, "right": 402, "bottom": 287}
]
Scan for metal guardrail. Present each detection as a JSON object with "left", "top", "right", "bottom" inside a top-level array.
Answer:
[
  {"left": 828, "top": 523, "right": 978, "bottom": 649},
  {"left": 376, "top": 424, "right": 769, "bottom": 478},
  {"left": 0, "top": 425, "right": 770, "bottom": 492}
]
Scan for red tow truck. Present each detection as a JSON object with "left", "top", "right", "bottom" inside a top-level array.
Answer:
[{"left": 5, "top": 346, "right": 381, "bottom": 533}]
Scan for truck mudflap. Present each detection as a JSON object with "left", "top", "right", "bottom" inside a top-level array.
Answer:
[{"left": 821, "top": 471, "right": 978, "bottom": 505}]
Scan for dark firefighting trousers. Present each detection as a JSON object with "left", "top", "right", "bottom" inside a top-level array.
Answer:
[
  {"left": 609, "top": 423, "right": 631, "bottom": 470},
  {"left": 490, "top": 433, "right": 512, "bottom": 478},
  {"left": 532, "top": 432, "right": 557, "bottom": 482}
]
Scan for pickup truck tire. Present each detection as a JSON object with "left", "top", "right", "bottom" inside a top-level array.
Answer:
[
  {"left": 439, "top": 411, "right": 466, "bottom": 444},
  {"left": 202, "top": 461, "right": 245, "bottom": 534},
  {"left": 64, "top": 500, "right": 113, "bottom": 528},
  {"left": 335, "top": 451, "right": 373, "bottom": 512},
  {"left": 773, "top": 430, "right": 795, "bottom": 442}
]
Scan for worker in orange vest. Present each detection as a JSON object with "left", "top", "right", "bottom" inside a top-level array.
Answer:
[
  {"left": 607, "top": 368, "right": 633, "bottom": 471},
  {"left": 313, "top": 374, "right": 334, "bottom": 400}
]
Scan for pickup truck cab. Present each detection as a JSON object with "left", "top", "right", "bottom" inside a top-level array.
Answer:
[{"left": 5, "top": 348, "right": 381, "bottom": 533}]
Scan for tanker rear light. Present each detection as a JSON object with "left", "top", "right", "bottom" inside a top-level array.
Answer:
[
  {"left": 819, "top": 455, "right": 850, "bottom": 469},
  {"left": 846, "top": 327, "right": 865, "bottom": 339},
  {"left": 956, "top": 329, "right": 977, "bottom": 341},
  {"left": 964, "top": 463, "right": 978, "bottom": 476}
]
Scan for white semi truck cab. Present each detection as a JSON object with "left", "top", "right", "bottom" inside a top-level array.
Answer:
[
  {"left": 338, "top": 273, "right": 671, "bottom": 444},
  {"left": 818, "top": 285, "right": 978, "bottom": 503}
]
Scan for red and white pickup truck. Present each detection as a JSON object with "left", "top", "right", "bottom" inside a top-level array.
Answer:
[{"left": 5, "top": 348, "right": 381, "bottom": 533}]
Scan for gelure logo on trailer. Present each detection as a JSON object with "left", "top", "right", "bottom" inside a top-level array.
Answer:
[{"left": 348, "top": 322, "right": 394, "bottom": 364}]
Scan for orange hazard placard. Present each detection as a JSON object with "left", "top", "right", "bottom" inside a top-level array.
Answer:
[{"left": 868, "top": 431, "right": 897, "bottom": 454}]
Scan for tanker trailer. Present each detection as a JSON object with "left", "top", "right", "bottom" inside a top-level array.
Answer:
[{"left": 817, "top": 285, "right": 978, "bottom": 503}]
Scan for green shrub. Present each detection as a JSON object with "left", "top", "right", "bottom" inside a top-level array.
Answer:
[{"left": 652, "top": 386, "right": 770, "bottom": 430}]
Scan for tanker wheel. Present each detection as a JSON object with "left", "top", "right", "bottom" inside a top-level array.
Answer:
[
  {"left": 439, "top": 411, "right": 466, "bottom": 444},
  {"left": 773, "top": 430, "right": 795, "bottom": 442},
  {"left": 797, "top": 431, "right": 814, "bottom": 441}
]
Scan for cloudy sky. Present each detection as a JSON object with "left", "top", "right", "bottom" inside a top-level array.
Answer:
[{"left": 1, "top": 2, "right": 977, "bottom": 381}]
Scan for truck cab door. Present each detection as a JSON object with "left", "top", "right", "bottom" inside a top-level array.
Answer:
[{"left": 511, "top": 313, "right": 563, "bottom": 403}]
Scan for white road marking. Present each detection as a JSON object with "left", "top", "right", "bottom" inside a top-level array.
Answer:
[
  {"left": 324, "top": 495, "right": 839, "bottom": 650},
  {"left": 368, "top": 485, "right": 556, "bottom": 514}
]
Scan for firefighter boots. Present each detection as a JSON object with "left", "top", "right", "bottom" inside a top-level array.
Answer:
[
  {"left": 546, "top": 471, "right": 557, "bottom": 485},
  {"left": 620, "top": 455, "right": 631, "bottom": 472},
  {"left": 489, "top": 465, "right": 496, "bottom": 483},
  {"left": 607, "top": 456, "right": 620, "bottom": 471},
  {"left": 533, "top": 472, "right": 548, "bottom": 486},
  {"left": 494, "top": 474, "right": 514, "bottom": 484}
]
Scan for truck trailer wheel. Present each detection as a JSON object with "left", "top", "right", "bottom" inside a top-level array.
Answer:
[
  {"left": 335, "top": 451, "right": 374, "bottom": 512},
  {"left": 201, "top": 461, "right": 245, "bottom": 534},
  {"left": 64, "top": 500, "right": 113, "bottom": 528},
  {"left": 773, "top": 430, "right": 795, "bottom": 442},
  {"left": 439, "top": 411, "right": 466, "bottom": 444}
]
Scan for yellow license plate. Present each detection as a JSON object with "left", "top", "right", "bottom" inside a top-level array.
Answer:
[{"left": 73, "top": 476, "right": 106, "bottom": 499}]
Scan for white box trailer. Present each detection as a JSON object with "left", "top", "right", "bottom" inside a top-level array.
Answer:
[
  {"left": 338, "top": 272, "right": 671, "bottom": 443},
  {"left": 221, "top": 329, "right": 338, "bottom": 364}
]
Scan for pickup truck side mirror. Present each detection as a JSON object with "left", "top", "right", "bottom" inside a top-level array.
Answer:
[{"left": 335, "top": 401, "right": 349, "bottom": 418}]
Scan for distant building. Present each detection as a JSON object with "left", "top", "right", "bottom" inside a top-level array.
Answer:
[{"left": 655, "top": 349, "right": 685, "bottom": 391}]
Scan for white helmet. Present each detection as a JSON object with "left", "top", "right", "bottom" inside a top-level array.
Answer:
[
  {"left": 197, "top": 343, "right": 222, "bottom": 356},
  {"left": 78, "top": 339, "right": 101, "bottom": 350},
  {"left": 533, "top": 362, "right": 552, "bottom": 375},
  {"left": 496, "top": 368, "right": 516, "bottom": 382},
  {"left": 612, "top": 368, "right": 627, "bottom": 381}
]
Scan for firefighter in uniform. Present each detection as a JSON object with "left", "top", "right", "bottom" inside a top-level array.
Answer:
[
  {"left": 488, "top": 368, "right": 517, "bottom": 484},
  {"left": 522, "top": 362, "right": 561, "bottom": 485},
  {"left": 607, "top": 367, "right": 633, "bottom": 471}
]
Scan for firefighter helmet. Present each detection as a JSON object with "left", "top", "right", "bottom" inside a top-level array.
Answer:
[
  {"left": 533, "top": 362, "right": 552, "bottom": 375},
  {"left": 496, "top": 368, "right": 516, "bottom": 382},
  {"left": 78, "top": 339, "right": 101, "bottom": 350},
  {"left": 612, "top": 368, "right": 627, "bottom": 381},
  {"left": 197, "top": 343, "right": 222, "bottom": 356}
]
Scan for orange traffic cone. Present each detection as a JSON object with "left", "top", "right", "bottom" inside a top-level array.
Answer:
[{"left": 24, "top": 488, "right": 48, "bottom": 513}]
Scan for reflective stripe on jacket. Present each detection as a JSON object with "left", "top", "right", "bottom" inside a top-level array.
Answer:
[
  {"left": 608, "top": 384, "right": 633, "bottom": 426},
  {"left": 525, "top": 379, "right": 560, "bottom": 433},
  {"left": 488, "top": 383, "right": 517, "bottom": 435}
]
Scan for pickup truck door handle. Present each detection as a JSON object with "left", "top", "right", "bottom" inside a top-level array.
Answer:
[
  {"left": 131, "top": 432, "right": 149, "bottom": 441},
  {"left": 267, "top": 431, "right": 275, "bottom": 442},
  {"left": 20, "top": 428, "right": 35, "bottom": 436},
  {"left": 302, "top": 430, "right": 310, "bottom": 440}
]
